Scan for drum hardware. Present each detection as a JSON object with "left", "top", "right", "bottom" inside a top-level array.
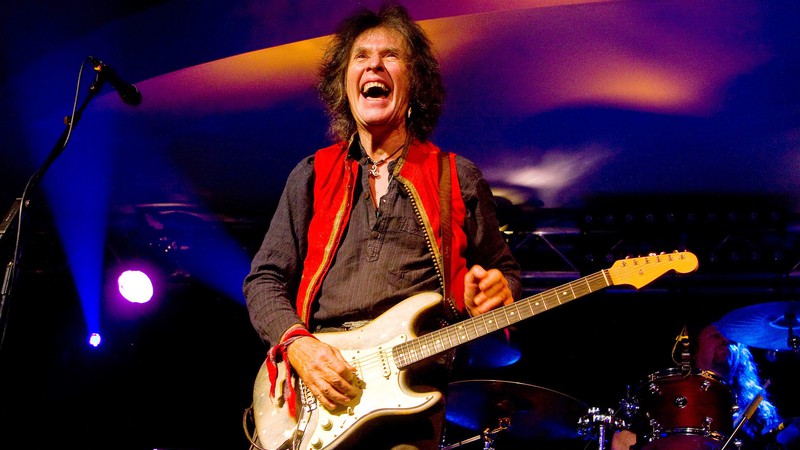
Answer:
[
  {"left": 625, "top": 368, "right": 736, "bottom": 450},
  {"left": 717, "top": 301, "right": 800, "bottom": 352},
  {"left": 578, "top": 407, "right": 628, "bottom": 450},
  {"left": 440, "top": 418, "right": 510, "bottom": 450},
  {"left": 443, "top": 379, "right": 587, "bottom": 448}
]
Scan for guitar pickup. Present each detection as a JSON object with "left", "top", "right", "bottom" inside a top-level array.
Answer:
[{"left": 378, "top": 347, "right": 391, "bottom": 378}]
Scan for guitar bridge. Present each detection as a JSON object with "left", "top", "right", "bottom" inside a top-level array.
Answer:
[{"left": 299, "top": 379, "right": 318, "bottom": 411}]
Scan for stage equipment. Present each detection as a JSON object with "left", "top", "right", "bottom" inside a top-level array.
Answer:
[{"left": 717, "top": 301, "right": 800, "bottom": 352}]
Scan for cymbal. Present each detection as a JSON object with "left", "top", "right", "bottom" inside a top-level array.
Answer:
[
  {"left": 458, "top": 333, "right": 521, "bottom": 369},
  {"left": 717, "top": 301, "right": 800, "bottom": 351},
  {"left": 445, "top": 379, "right": 587, "bottom": 444}
]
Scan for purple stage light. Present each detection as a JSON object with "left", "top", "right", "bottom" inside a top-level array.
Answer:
[
  {"left": 88, "top": 332, "right": 102, "bottom": 347},
  {"left": 118, "top": 269, "right": 154, "bottom": 304}
]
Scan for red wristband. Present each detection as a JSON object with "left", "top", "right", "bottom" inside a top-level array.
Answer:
[
  {"left": 280, "top": 327, "right": 316, "bottom": 345},
  {"left": 265, "top": 327, "right": 317, "bottom": 419}
]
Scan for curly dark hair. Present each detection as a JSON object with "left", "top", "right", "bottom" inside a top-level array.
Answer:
[{"left": 317, "top": 3, "right": 444, "bottom": 142}]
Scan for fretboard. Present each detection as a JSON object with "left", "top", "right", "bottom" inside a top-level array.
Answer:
[{"left": 392, "top": 269, "right": 612, "bottom": 368}]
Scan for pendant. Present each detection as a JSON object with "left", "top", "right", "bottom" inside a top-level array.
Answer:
[{"left": 369, "top": 162, "right": 380, "bottom": 178}]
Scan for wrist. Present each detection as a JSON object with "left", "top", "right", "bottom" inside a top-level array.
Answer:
[{"left": 280, "top": 325, "right": 314, "bottom": 344}]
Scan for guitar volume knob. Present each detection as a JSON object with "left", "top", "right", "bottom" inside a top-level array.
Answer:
[{"left": 311, "top": 436, "right": 324, "bottom": 449}]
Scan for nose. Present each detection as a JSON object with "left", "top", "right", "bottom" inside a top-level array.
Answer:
[{"left": 367, "top": 54, "right": 384, "bottom": 71}]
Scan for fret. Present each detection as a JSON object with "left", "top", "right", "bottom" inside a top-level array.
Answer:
[
  {"left": 505, "top": 308, "right": 515, "bottom": 328},
  {"left": 430, "top": 333, "right": 445, "bottom": 355},
  {"left": 469, "top": 315, "right": 481, "bottom": 341},
  {"left": 483, "top": 310, "right": 497, "bottom": 332},
  {"left": 531, "top": 298, "right": 542, "bottom": 316},
  {"left": 570, "top": 279, "right": 591, "bottom": 298},
  {"left": 515, "top": 303, "right": 525, "bottom": 323},
  {"left": 493, "top": 310, "right": 504, "bottom": 329},
  {"left": 456, "top": 324, "right": 469, "bottom": 343},
  {"left": 444, "top": 326, "right": 455, "bottom": 349},
  {"left": 394, "top": 347, "right": 405, "bottom": 367},
  {"left": 407, "top": 340, "right": 422, "bottom": 363}
]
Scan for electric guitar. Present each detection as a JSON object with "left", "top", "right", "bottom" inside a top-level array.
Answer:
[{"left": 250, "top": 251, "right": 699, "bottom": 450}]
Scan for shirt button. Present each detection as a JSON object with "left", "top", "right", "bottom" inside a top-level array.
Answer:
[{"left": 372, "top": 231, "right": 380, "bottom": 238}]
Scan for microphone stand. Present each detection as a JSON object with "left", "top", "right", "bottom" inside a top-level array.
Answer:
[{"left": 0, "top": 68, "right": 108, "bottom": 332}]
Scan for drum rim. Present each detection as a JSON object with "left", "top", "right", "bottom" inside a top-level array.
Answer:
[
  {"left": 643, "top": 367, "right": 727, "bottom": 385},
  {"left": 644, "top": 428, "right": 727, "bottom": 442}
]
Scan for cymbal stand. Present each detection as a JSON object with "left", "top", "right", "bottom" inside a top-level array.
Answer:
[
  {"left": 786, "top": 313, "right": 800, "bottom": 352},
  {"left": 441, "top": 417, "right": 510, "bottom": 450}
]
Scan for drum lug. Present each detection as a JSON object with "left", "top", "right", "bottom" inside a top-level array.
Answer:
[
  {"left": 703, "top": 416, "right": 713, "bottom": 431},
  {"left": 648, "top": 382, "right": 661, "bottom": 396},
  {"left": 648, "top": 418, "right": 662, "bottom": 439},
  {"left": 700, "top": 379, "right": 712, "bottom": 391},
  {"left": 618, "top": 397, "right": 639, "bottom": 419}
]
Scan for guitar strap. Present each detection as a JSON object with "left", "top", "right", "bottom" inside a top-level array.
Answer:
[{"left": 438, "top": 151, "right": 458, "bottom": 325}]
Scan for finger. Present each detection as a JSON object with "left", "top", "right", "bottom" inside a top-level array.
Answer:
[
  {"left": 310, "top": 368, "right": 356, "bottom": 408},
  {"left": 468, "top": 265, "right": 487, "bottom": 281},
  {"left": 316, "top": 355, "right": 359, "bottom": 401},
  {"left": 310, "top": 382, "right": 341, "bottom": 410},
  {"left": 477, "top": 269, "right": 505, "bottom": 291},
  {"left": 333, "top": 348, "right": 357, "bottom": 373}
]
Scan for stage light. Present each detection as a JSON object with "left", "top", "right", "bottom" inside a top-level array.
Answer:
[
  {"left": 88, "top": 332, "right": 102, "bottom": 347},
  {"left": 118, "top": 269, "right": 154, "bottom": 304}
]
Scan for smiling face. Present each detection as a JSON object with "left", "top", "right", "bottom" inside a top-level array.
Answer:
[{"left": 345, "top": 26, "right": 411, "bottom": 140}]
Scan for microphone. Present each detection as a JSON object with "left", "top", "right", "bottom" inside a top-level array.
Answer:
[
  {"left": 676, "top": 323, "right": 691, "bottom": 372},
  {"left": 88, "top": 56, "right": 142, "bottom": 106}
]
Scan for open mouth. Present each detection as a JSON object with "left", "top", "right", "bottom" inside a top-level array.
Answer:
[{"left": 361, "top": 81, "right": 390, "bottom": 99}]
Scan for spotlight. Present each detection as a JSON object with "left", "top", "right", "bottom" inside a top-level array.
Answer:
[
  {"left": 118, "top": 269, "right": 154, "bottom": 304},
  {"left": 88, "top": 332, "right": 102, "bottom": 347}
]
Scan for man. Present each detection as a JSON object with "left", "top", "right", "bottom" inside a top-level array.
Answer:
[{"left": 243, "top": 4, "right": 521, "bottom": 449}]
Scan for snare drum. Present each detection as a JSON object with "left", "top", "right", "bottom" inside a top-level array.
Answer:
[{"left": 627, "top": 368, "right": 736, "bottom": 450}]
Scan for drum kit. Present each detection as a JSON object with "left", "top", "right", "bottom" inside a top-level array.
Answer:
[{"left": 440, "top": 301, "right": 800, "bottom": 450}]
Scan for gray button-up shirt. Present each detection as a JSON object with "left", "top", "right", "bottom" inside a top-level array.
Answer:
[{"left": 243, "top": 140, "right": 521, "bottom": 346}]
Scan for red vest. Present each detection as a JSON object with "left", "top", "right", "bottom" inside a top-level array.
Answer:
[{"left": 294, "top": 140, "right": 468, "bottom": 324}]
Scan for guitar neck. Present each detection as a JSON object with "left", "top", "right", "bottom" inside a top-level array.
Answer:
[{"left": 392, "top": 269, "right": 612, "bottom": 368}]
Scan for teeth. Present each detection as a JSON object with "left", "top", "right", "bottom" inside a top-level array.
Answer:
[{"left": 362, "top": 81, "right": 389, "bottom": 94}]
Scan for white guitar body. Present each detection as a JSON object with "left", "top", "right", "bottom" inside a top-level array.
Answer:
[{"left": 252, "top": 292, "right": 443, "bottom": 450}]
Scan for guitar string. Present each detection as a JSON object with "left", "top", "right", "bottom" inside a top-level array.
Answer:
[
  {"left": 348, "top": 271, "right": 611, "bottom": 370},
  {"left": 337, "top": 258, "right": 681, "bottom": 374}
]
